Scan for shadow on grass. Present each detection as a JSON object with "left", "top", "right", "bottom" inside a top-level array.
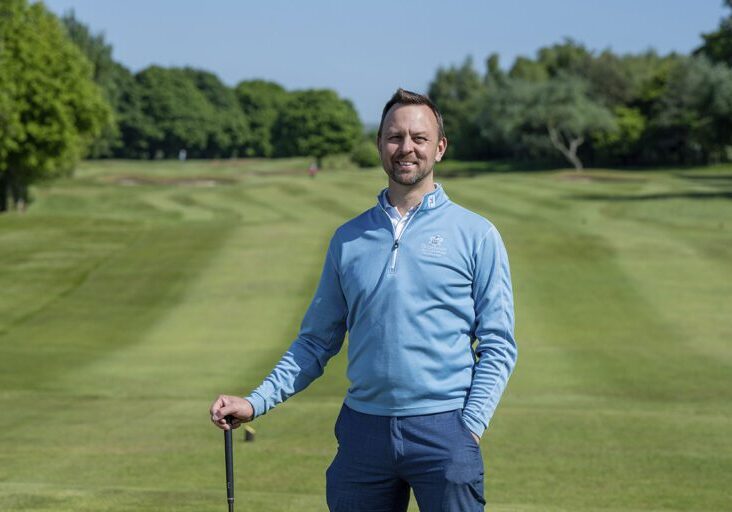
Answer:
[
  {"left": 437, "top": 159, "right": 732, "bottom": 179},
  {"left": 437, "top": 159, "right": 564, "bottom": 178},
  {"left": 569, "top": 191, "right": 732, "bottom": 201},
  {"left": 676, "top": 173, "right": 732, "bottom": 188}
]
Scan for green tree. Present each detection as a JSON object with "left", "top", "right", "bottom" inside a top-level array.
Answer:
[
  {"left": 536, "top": 39, "right": 594, "bottom": 78},
  {"left": 0, "top": 0, "right": 110, "bottom": 211},
  {"left": 615, "top": 51, "right": 679, "bottom": 108},
  {"left": 695, "top": 0, "right": 732, "bottom": 66},
  {"left": 508, "top": 56, "right": 549, "bottom": 82},
  {"left": 476, "top": 78, "right": 556, "bottom": 161},
  {"left": 532, "top": 77, "right": 616, "bottom": 170},
  {"left": 273, "top": 89, "right": 362, "bottom": 167},
  {"left": 592, "top": 106, "right": 646, "bottom": 164},
  {"left": 113, "top": 62, "right": 157, "bottom": 159},
  {"left": 182, "top": 68, "right": 250, "bottom": 158},
  {"left": 61, "top": 10, "right": 121, "bottom": 157},
  {"left": 234, "top": 80, "right": 288, "bottom": 157},
  {"left": 584, "top": 51, "right": 636, "bottom": 107},
  {"left": 534, "top": 41, "right": 640, "bottom": 108},
  {"left": 350, "top": 130, "right": 381, "bottom": 168},
  {"left": 475, "top": 77, "right": 615, "bottom": 169},
  {"left": 648, "top": 56, "right": 732, "bottom": 164},
  {"left": 135, "top": 66, "right": 216, "bottom": 158},
  {"left": 428, "top": 57, "right": 485, "bottom": 159}
]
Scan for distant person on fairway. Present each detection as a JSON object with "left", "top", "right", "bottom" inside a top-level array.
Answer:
[
  {"left": 210, "top": 88, "right": 517, "bottom": 511},
  {"left": 308, "top": 161, "right": 319, "bottom": 178}
]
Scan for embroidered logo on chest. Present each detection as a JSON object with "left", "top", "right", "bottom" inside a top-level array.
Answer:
[{"left": 421, "top": 234, "right": 447, "bottom": 257}]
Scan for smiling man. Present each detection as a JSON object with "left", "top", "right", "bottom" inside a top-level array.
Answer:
[{"left": 210, "top": 89, "right": 517, "bottom": 511}]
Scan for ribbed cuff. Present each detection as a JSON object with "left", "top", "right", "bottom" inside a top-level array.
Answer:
[
  {"left": 461, "top": 411, "right": 487, "bottom": 438},
  {"left": 244, "top": 392, "right": 266, "bottom": 418}
]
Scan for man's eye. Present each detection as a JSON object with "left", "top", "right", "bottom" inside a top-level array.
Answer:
[{"left": 415, "top": 137, "right": 427, "bottom": 142}]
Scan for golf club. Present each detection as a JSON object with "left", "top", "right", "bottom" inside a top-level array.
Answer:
[{"left": 224, "top": 415, "right": 234, "bottom": 512}]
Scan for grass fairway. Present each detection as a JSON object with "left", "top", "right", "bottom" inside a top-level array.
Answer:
[{"left": 0, "top": 159, "right": 730, "bottom": 511}]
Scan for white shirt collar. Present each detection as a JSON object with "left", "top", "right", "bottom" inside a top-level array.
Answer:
[{"left": 378, "top": 184, "right": 440, "bottom": 220}]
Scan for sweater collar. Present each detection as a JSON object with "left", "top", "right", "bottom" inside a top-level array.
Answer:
[{"left": 377, "top": 183, "right": 449, "bottom": 213}]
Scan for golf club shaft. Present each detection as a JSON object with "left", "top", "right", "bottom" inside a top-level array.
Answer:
[{"left": 225, "top": 416, "right": 234, "bottom": 511}]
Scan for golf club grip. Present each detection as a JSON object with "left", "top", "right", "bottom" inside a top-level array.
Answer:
[{"left": 224, "top": 416, "right": 234, "bottom": 508}]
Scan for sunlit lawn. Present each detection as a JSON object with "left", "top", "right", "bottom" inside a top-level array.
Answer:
[{"left": 0, "top": 159, "right": 730, "bottom": 511}]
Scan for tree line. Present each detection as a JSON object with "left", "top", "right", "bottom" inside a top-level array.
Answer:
[
  {"left": 62, "top": 12, "right": 362, "bottom": 163},
  {"left": 2, "top": 0, "right": 732, "bottom": 211},
  {"left": 429, "top": 1, "right": 732, "bottom": 169},
  {"left": 0, "top": 1, "right": 363, "bottom": 211}
]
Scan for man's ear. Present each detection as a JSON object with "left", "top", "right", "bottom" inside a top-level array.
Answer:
[{"left": 435, "top": 137, "right": 448, "bottom": 162}]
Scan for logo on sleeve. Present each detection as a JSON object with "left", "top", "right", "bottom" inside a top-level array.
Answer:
[{"left": 421, "top": 234, "right": 447, "bottom": 257}]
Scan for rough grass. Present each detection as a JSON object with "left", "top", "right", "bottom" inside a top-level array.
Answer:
[{"left": 0, "top": 159, "right": 730, "bottom": 511}]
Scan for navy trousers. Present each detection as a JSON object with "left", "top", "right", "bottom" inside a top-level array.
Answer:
[{"left": 326, "top": 404, "right": 486, "bottom": 511}]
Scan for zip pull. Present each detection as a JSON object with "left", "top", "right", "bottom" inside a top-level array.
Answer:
[{"left": 389, "top": 240, "right": 399, "bottom": 273}]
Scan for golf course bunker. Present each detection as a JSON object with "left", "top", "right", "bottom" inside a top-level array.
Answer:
[{"left": 113, "top": 176, "right": 237, "bottom": 187}]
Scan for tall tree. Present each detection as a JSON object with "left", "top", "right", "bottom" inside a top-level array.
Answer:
[
  {"left": 182, "top": 68, "right": 250, "bottom": 158},
  {"left": 428, "top": 57, "right": 485, "bottom": 159},
  {"left": 531, "top": 77, "right": 616, "bottom": 170},
  {"left": 135, "top": 66, "right": 216, "bottom": 159},
  {"left": 648, "top": 56, "right": 732, "bottom": 164},
  {"left": 61, "top": 10, "right": 122, "bottom": 157},
  {"left": 113, "top": 62, "right": 157, "bottom": 159},
  {"left": 536, "top": 39, "right": 594, "bottom": 79},
  {"left": 0, "top": 0, "right": 110, "bottom": 211},
  {"left": 695, "top": 0, "right": 732, "bottom": 66},
  {"left": 592, "top": 106, "right": 646, "bottom": 165},
  {"left": 476, "top": 77, "right": 615, "bottom": 169},
  {"left": 508, "top": 56, "right": 549, "bottom": 83},
  {"left": 273, "top": 89, "right": 362, "bottom": 166},
  {"left": 234, "top": 80, "right": 288, "bottom": 157},
  {"left": 474, "top": 78, "right": 542, "bottom": 161}
]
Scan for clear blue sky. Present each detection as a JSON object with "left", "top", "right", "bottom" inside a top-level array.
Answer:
[{"left": 43, "top": 0, "right": 729, "bottom": 124}]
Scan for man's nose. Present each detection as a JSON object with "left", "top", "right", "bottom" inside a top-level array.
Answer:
[{"left": 399, "top": 137, "right": 414, "bottom": 153}]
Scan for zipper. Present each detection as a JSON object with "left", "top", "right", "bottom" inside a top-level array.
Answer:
[
  {"left": 379, "top": 204, "right": 418, "bottom": 274},
  {"left": 390, "top": 240, "right": 399, "bottom": 272}
]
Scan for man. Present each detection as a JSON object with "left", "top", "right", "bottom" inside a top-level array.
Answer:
[{"left": 210, "top": 88, "right": 517, "bottom": 511}]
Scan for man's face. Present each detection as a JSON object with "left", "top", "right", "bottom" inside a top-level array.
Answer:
[{"left": 378, "top": 104, "right": 447, "bottom": 187}]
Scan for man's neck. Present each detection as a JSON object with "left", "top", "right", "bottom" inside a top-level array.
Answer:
[{"left": 386, "top": 177, "right": 435, "bottom": 216}]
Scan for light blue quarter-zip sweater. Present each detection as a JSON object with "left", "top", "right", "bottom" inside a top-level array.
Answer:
[{"left": 246, "top": 184, "right": 517, "bottom": 436}]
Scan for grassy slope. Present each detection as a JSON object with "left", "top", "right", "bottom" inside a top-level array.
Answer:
[{"left": 0, "top": 160, "right": 730, "bottom": 511}]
